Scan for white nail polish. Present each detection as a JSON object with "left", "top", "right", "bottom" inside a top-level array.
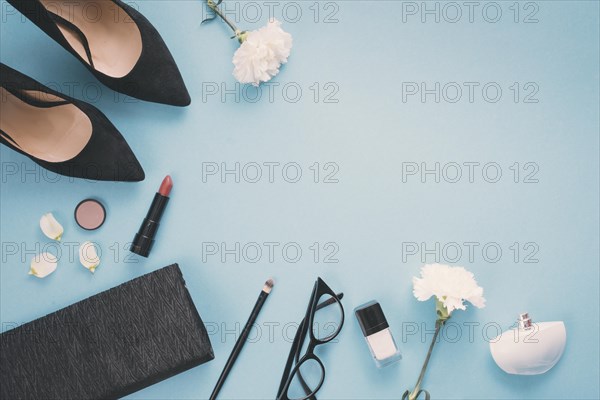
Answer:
[{"left": 355, "top": 301, "right": 402, "bottom": 368}]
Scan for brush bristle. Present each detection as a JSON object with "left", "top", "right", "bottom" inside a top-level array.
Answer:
[{"left": 263, "top": 278, "right": 274, "bottom": 293}]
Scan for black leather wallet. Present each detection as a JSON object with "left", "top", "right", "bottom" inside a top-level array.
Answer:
[{"left": 1, "top": 263, "right": 214, "bottom": 399}]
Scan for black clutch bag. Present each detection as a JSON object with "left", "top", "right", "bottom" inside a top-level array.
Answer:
[{"left": 1, "top": 263, "right": 214, "bottom": 399}]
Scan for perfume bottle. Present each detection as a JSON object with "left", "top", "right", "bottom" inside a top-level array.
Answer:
[
  {"left": 489, "top": 312, "right": 566, "bottom": 375},
  {"left": 355, "top": 301, "right": 402, "bottom": 368}
]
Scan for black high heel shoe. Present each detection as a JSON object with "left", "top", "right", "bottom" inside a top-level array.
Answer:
[
  {"left": 0, "top": 63, "right": 145, "bottom": 182},
  {"left": 8, "top": 0, "right": 191, "bottom": 107}
]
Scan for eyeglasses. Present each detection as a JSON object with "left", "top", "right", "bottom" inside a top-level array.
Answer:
[{"left": 276, "top": 277, "right": 345, "bottom": 400}]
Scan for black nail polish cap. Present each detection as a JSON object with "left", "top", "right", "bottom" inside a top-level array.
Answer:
[{"left": 355, "top": 301, "right": 389, "bottom": 337}]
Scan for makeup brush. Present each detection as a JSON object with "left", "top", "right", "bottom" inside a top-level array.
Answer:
[{"left": 209, "top": 278, "right": 274, "bottom": 400}]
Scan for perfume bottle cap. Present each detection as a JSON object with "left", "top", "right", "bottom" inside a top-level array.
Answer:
[
  {"left": 355, "top": 301, "right": 389, "bottom": 337},
  {"left": 519, "top": 312, "right": 533, "bottom": 330}
]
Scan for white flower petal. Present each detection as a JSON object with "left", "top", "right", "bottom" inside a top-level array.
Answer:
[
  {"left": 40, "top": 213, "right": 63, "bottom": 241},
  {"left": 233, "top": 19, "right": 293, "bottom": 86},
  {"left": 29, "top": 252, "right": 58, "bottom": 278},
  {"left": 412, "top": 263, "right": 486, "bottom": 315},
  {"left": 412, "top": 276, "right": 434, "bottom": 301},
  {"left": 443, "top": 296, "right": 466, "bottom": 314},
  {"left": 79, "top": 241, "right": 100, "bottom": 273}
]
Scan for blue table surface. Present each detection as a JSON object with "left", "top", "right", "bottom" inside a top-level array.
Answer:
[{"left": 1, "top": 1, "right": 599, "bottom": 399}]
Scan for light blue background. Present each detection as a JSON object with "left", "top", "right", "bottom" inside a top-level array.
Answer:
[{"left": 1, "top": 1, "right": 599, "bottom": 399}]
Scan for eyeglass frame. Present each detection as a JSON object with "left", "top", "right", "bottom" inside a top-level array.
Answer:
[{"left": 276, "top": 277, "right": 345, "bottom": 400}]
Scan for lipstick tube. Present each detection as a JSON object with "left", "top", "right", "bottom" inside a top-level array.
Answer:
[{"left": 130, "top": 175, "right": 172, "bottom": 257}]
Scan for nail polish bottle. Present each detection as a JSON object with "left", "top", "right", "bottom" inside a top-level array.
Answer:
[
  {"left": 489, "top": 312, "right": 567, "bottom": 375},
  {"left": 355, "top": 301, "right": 402, "bottom": 368}
]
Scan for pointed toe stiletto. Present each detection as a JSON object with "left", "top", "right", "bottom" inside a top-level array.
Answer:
[
  {"left": 8, "top": 0, "right": 191, "bottom": 106},
  {"left": 0, "top": 63, "right": 145, "bottom": 182}
]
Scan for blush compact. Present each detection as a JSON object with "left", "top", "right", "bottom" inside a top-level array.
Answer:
[{"left": 74, "top": 199, "right": 106, "bottom": 230}]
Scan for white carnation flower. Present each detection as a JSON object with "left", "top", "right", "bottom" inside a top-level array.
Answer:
[
  {"left": 412, "top": 263, "right": 486, "bottom": 314},
  {"left": 232, "top": 19, "right": 292, "bottom": 86}
]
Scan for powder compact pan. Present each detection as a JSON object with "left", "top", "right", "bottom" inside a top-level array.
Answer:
[{"left": 74, "top": 199, "right": 106, "bottom": 230}]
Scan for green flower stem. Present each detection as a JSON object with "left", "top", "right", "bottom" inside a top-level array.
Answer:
[
  {"left": 407, "top": 319, "right": 443, "bottom": 400},
  {"left": 403, "top": 299, "right": 451, "bottom": 400},
  {"left": 206, "top": 0, "right": 246, "bottom": 42}
]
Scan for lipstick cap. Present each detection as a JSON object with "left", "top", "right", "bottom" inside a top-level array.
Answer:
[{"left": 355, "top": 301, "right": 389, "bottom": 337}]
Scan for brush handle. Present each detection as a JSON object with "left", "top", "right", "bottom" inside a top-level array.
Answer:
[{"left": 209, "top": 290, "right": 269, "bottom": 400}]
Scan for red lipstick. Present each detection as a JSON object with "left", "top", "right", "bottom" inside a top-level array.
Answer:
[
  {"left": 158, "top": 175, "right": 173, "bottom": 196},
  {"left": 130, "top": 175, "right": 172, "bottom": 257}
]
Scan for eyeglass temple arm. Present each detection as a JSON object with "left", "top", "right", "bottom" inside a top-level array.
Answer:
[
  {"left": 294, "top": 292, "right": 344, "bottom": 366},
  {"left": 276, "top": 292, "right": 344, "bottom": 399},
  {"left": 294, "top": 292, "right": 344, "bottom": 399},
  {"left": 315, "top": 292, "right": 344, "bottom": 311},
  {"left": 298, "top": 292, "right": 343, "bottom": 357}
]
